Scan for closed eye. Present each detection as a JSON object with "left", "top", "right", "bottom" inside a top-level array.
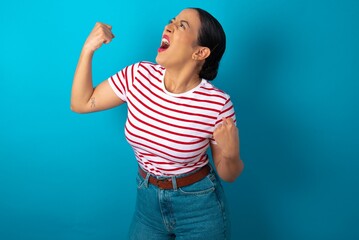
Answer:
[
  {"left": 179, "top": 22, "right": 186, "bottom": 29},
  {"left": 168, "top": 18, "right": 189, "bottom": 30},
  {"left": 179, "top": 20, "right": 190, "bottom": 29}
]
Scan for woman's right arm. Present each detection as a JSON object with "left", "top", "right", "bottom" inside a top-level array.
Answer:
[{"left": 70, "top": 22, "right": 124, "bottom": 113}]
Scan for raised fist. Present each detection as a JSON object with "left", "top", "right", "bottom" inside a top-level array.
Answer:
[{"left": 83, "top": 22, "right": 115, "bottom": 52}]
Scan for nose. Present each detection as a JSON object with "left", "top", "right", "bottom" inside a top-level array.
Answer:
[{"left": 165, "top": 22, "right": 174, "bottom": 33}]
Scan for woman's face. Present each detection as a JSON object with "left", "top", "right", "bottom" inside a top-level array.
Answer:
[{"left": 155, "top": 9, "right": 202, "bottom": 68}]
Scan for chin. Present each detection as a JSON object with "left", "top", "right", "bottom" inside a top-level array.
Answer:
[
  {"left": 155, "top": 54, "right": 166, "bottom": 67},
  {"left": 155, "top": 54, "right": 161, "bottom": 64}
]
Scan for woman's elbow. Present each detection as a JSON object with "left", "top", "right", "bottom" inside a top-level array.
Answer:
[{"left": 70, "top": 103, "right": 87, "bottom": 114}]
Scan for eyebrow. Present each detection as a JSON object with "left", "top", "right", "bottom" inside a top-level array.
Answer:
[{"left": 171, "top": 18, "right": 191, "bottom": 28}]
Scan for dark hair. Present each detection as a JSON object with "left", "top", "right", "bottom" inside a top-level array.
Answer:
[{"left": 191, "top": 8, "right": 226, "bottom": 81}]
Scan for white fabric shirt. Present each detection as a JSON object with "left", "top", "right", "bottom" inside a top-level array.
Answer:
[{"left": 108, "top": 61, "right": 236, "bottom": 176}]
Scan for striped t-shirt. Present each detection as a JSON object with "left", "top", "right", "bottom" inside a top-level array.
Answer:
[{"left": 108, "top": 61, "right": 236, "bottom": 176}]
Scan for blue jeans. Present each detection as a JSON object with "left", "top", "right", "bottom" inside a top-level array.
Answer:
[{"left": 129, "top": 165, "right": 231, "bottom": 240}]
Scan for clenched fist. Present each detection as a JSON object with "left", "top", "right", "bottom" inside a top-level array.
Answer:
[
  {"left": 213, "top": 117, "right": 239, "bottom": 159},
  {"left": 83, "top": 22, "right": 115, "bottom": 53}
]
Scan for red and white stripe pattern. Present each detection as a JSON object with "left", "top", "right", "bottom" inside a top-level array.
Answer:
[{"left": 108, "top": 62, "right": 236, "bottom": 176}]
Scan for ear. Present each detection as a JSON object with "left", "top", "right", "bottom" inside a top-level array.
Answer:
[{"left": 192, "top": 47, "right": 211, "bottom": 61}]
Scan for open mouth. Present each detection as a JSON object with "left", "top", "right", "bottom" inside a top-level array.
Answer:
[{"left": 158, "top": 35, "right": 170, "bottom": 52}]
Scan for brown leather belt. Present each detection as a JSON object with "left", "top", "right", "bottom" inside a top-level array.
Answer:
[{"left": 138, "top": 165, "right": 211, "bottom": 190}]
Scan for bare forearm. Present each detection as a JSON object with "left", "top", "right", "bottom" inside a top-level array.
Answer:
[
  {"left": 70, "top": 48, "right": 95, "bottom": 112},
  {"left": 211, "top": 117, "right": 244, "bottom": 182},
  {"left": 71, "top": 22, "right": 115, "bottom": 113},
  {"left": 215, "top": 155, "right": 244, "bottom": 182}
]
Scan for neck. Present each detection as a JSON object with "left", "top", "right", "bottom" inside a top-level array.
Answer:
[{"left": 164, "top": 65, "right": 202, "bottom": 94}]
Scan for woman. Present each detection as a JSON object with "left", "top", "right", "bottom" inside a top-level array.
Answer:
[{"left": 71, "top": 7, "right": 244, "bottom": 240}]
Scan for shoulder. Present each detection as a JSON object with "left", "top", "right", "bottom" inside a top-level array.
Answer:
[
  {"left": 196, "top": 80, "right": 231, "bottom": 104},
  {"left": 123, "top": 61, "right": 164, "bottom": 86},
  {"left": 138, "top": 61, "right": 163, "bottom": 69},
  {"left": 137, "top": 61, "right": 165, "bottom": 74},
  {"left": 118, "top": 61, "right": 164, "bottom": 79},
  {"left": 126, "top": 61, "right": 164, "bottom": 81},
  {"left": 119, "top": 61, "right": 163, "bottom": 72}
]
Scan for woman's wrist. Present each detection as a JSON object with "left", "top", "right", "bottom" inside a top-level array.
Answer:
[
  {"left": 220, "top": 145, "right": 239, "bottom": 161},
  {"left": 81, "top": 45, "right": 95, "bottom": 57}
]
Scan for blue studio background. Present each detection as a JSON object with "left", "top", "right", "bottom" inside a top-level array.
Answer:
[{"left": 0, "top": 0, "right": 358, "bottom": 239}]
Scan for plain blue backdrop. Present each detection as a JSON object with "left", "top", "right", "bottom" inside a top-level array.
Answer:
[{"left": 1, "top": 0, "right": 358, "bottom": 239}]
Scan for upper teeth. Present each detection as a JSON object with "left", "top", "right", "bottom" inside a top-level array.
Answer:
[{"left": 162, "top": 38, "right": 170, "bottom": 45}]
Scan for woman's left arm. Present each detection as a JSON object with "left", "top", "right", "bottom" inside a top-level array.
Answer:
[{"left": 211, "top": 118, "right": 244, "bottom": 182}]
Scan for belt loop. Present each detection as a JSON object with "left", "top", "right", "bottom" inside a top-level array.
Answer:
[
  {"left": 208, "top": 163, "right": 213, "bottom": 173},
  {"left": 171, "top": 176, "right": 178, "bottom": 191},
  {"left": 144, "top": 173, "right": 150, "bottom": 188}
]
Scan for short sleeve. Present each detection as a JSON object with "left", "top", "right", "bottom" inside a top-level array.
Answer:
[
  {"left": 107, "top": 63, "right": 139, "bottom": 102},
  {"left": 211, "top": 97, "right": 237, "bottom": 144}
]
